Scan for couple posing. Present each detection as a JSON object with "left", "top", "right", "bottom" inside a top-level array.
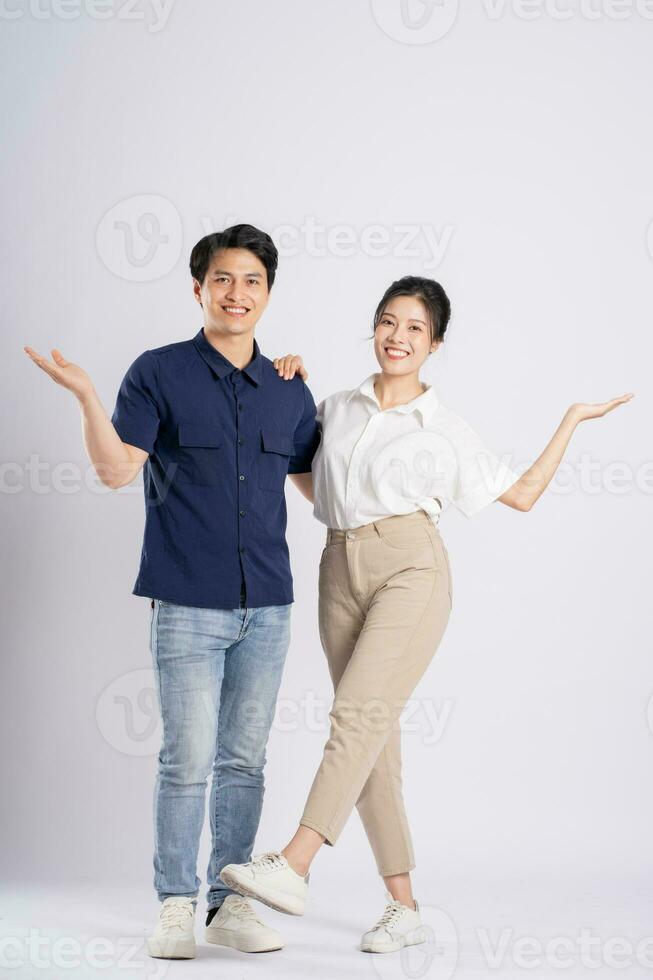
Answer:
[{"left": 25, "top": 224, "right": 632, "bottom": 959}]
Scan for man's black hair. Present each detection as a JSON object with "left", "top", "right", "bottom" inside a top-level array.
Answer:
[{"left": 189, "top": 224, "right": 278, "bottom": 289}]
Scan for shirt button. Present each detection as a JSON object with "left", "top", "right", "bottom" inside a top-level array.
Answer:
[
  {"left": 239, "top": 475, "right": 245, "bottom": 481},
  {"left": 238, "top": 404, "right": 243, "bottom": 411},
  {"left": 238, "top": 438, "right": 244, "bottom": 446},
  {"left": 240, "top": 546, "right": 246, "bottom": 554},
  {"left": 239, "top": 510, "right": 246, "bottom": 517}
]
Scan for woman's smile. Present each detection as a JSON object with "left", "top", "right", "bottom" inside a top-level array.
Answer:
[{"left": 383, "top": 345, "right": 411, "bottom": 361}]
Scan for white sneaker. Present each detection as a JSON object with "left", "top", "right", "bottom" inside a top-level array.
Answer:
[
  {"left": 146, "top": 896, "right": 196, "bottom": 959},
  {"left": 205, "top": 894, "right": 284, "bottom": 952},
  {"left": 220, "top": 851, "right": 309, "bottom": 916},
  {"left": 360, "top": 892, "right": 426, "bottom": 953}
]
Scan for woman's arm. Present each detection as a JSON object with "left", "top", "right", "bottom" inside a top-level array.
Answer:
[
  {"left": 499, "top": 393, "right": 634, "bottom": 512},
  {"left": 288, "top": 472, "right": 314, "bottom": 503}
]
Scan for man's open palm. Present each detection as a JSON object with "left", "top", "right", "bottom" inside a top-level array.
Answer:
[{"left": 24, "top": 346, "right": 94, "bottom": 401}]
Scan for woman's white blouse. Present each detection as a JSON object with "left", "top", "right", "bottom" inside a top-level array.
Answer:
[{"left": 311, "top": 374, "right": 520, "bottom": 530}]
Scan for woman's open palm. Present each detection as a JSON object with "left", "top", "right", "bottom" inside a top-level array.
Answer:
[
  {"left": 571, "top": 392, "right": 634, "bottom": 423},
  {"left": 24, "top": 346, "right": 94, "bottom": 401}
]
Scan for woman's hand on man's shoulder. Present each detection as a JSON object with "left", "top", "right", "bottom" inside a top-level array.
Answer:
[{"left": 273, "top": 354, "right": 308, "bottom": 381}]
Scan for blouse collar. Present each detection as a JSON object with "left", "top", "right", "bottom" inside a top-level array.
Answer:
[{"left": 347, "top": 373, "right": 439, "bottom": 426}]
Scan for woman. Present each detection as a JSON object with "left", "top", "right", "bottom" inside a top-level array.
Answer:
[{"left": 220, "top": 275, "right": 633, "bottom": 953}]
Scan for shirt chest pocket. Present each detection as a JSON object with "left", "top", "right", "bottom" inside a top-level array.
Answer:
[
  {"left": 174, "top": 422, "right": 223, "bottom": 486},
  {"left": 259, "top": 427, "right": 295, "bottom": 493}
]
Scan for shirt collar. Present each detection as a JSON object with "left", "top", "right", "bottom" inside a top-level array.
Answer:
[
  {"left": 192, "top": 327, "right": 263, "bottom": 385},
  {"left": 346, "top": 373, "right": 438, "bottom": 426}
]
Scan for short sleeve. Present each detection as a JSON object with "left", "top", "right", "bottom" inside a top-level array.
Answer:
[
  {"left": 451, "top": 418, "right": 520, "bottom": 518},
  {"left": 288, "top": 382, "right": 321, "bottom": 474},
  {"left": 111, "top": 350, "right": 160, "bottom": 455}
]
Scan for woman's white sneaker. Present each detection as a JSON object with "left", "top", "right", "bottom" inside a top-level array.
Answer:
[
  {"left": 147, "top": 896, "right": 196, "bottom": 959},
  {"left": 205, "top": 894, "right": 284, "bottom": 952},
  {"left": 360, "top": 892, "right": 426, "bottom": 953},
  {"left": 220, "top": 851, "right": 309, "bottom": 916}
]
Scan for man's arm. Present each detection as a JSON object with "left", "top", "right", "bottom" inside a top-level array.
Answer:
[
  {"left": 80, "top": 388, "right": 148, "bottom": 489},
  {"left": 24, "top": 345, "right": 149, "bottom": 490},
  {"left": 282, "top": 360, "right": 319, "bottom": 503}
]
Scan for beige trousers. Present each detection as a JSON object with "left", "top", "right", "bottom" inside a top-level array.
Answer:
[{"left": 300, "top": 509, "right": 453, "bottom": 877}]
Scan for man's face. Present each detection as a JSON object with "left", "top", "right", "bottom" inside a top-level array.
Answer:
[{"left": 193, "top": 248, "right": 270, "bottom": 335}]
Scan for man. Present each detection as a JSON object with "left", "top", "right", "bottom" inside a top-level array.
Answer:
[{"left": 24, "top": 224, "right": 321, "bottom": 958}]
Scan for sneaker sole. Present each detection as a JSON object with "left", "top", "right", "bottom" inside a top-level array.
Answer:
[
  {"left": 205, "top": 927, "right": 284, "bottom": 953},
  {"left": 360, "top": 928, "right": 427, "bottom": 954},
  {"left": 146, "top": 938, "right": 196, "bottom": 959},
  {"left": 220, "top": 866, "right": 305, "bottom": 916}
]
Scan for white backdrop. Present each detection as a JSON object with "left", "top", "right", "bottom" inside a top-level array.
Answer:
[{"left": 2, "top": 1, "right": 651, "bottom": 977}]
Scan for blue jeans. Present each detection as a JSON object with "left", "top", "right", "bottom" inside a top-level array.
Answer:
[{"left": 149, "top": 599, "right": 292, "bottom": 909}]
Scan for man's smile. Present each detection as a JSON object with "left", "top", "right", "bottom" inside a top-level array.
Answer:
[{"left": 222, "top": 305, "right": 251, "bottom": 317}]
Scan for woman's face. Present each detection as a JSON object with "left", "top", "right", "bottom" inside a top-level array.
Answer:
[{"left": 374, "top": 295, "right": 437, "bottom": 376}]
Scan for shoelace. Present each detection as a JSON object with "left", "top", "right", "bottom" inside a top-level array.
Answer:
[
  {"left": 160, "top": 900, "right": 194, "bottom": 930},
  {"left": 248, "top": 851, "right": 286, "bottom": 872},
  {"left": 372, "top": 901, "right": 406, "bottom": 932},
  {"left": 226, "top": 896, "right": 263, "bottom": 922}
]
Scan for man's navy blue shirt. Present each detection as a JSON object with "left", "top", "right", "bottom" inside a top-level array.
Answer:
[{"left": 111, "top": 328, "right": 320, "bottom": 609}]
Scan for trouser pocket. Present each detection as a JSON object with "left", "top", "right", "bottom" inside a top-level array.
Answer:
[{"left": 441, "top": 543, "right": 453, "bottom": 608}]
